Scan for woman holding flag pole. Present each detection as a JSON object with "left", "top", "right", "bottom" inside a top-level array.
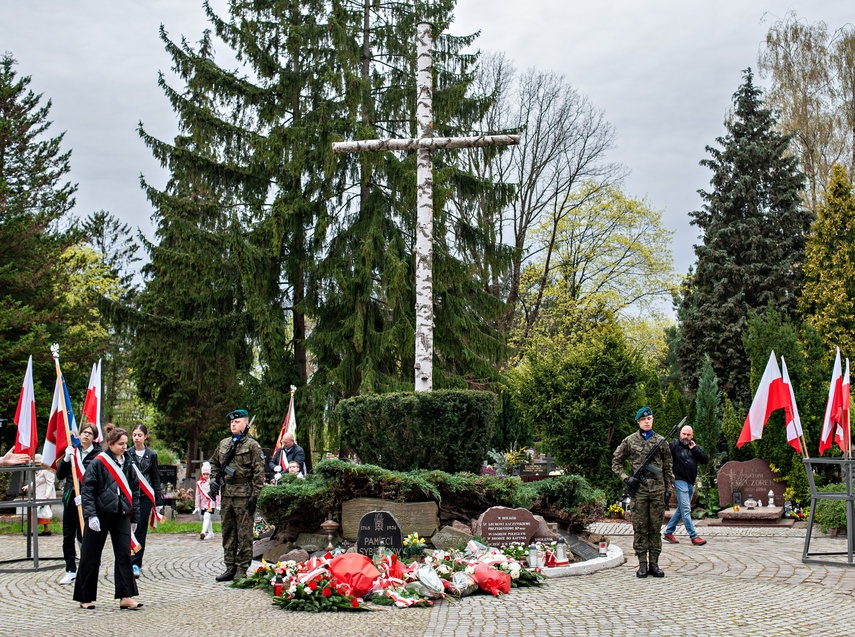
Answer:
[{"left": 73, "top": 425, "right": 143, "bottom": 610}]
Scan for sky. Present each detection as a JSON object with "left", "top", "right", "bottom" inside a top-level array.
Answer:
[{"left": 2, "top": 1, "right": 853, "bottom": 278}]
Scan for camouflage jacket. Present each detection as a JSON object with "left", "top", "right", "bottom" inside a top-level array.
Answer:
[
  {"left": 611, "top": 430, "right": 674, "bottom": 491},
  {"left": 209, "top": 435, "right": 265, "bottom": 498}
]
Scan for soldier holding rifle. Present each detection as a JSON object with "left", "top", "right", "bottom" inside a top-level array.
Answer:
[
  {"left": 612, "top": 407, "right": 675, "bottom": 578},
  {"left": 208, "top": 409, "right": 265, "bottom": 582}
]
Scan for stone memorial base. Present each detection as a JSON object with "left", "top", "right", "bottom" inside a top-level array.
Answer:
[
  {"left": 539, "top": 544, "right": 624, "bottom": 577},
  {"left": 713, "top": 506, "right": 793, "bottom": 527}
]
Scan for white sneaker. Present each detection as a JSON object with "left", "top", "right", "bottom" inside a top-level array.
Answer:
[
  {"left": 205, "top": 533, "right": 214, "bottom": 540},
  {"left": 59, "top": 571, "right": 76, "bottom": 585}
]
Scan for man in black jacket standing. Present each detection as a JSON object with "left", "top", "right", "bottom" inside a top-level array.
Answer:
[{"left": 663, "top": 425, "right": 709, "bottom": 546}]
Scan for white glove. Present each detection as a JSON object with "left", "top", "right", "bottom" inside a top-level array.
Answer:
[
  {"left": 131, "top": 523, "right": 137, "bottom": 534},
  {"left": 74, "top": 495, "right": 82, "bottom": 506},
  {"left": 88, "top": 517, "right": 101, "bottom": 532},
  {"left": 156, "top": 506, "right": 163, "bottom": 514},
  {"left": 192, "top": 508, "right": 200, "bottom": 515},
  {"left": 64, "top": 446, "right": 75, "bottom": 461}
]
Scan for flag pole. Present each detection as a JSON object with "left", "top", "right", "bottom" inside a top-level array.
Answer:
[{"left": 50, "top": 344, "right": 85, "bottom": 533}]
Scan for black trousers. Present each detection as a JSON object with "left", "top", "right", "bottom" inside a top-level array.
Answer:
[
  {"left": 62, "top": 497, "right": 83, "bottom": 572},
  {"left": 131, "top": 498, "right": 153, "bottom": 568},
  {"left": 73, "top": 512, "right": 139, "bottom": 603}
]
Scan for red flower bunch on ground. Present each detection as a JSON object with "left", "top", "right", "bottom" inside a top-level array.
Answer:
[{"left": 271, "top": 574, "right": 365, "bottom": 612}]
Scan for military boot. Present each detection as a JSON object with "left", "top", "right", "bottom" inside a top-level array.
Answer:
[
  {"left": 648, "top": 562, "right": 665, "bottom": 577},
  {"left": 636, "top": 561, "right": 648, "bottom": 578},
  {"left": 216, "top": 567, "right": 237, "bottom": 582}
]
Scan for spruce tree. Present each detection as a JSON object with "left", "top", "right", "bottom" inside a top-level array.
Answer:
[
  {"left": 0, "top": 54, "right": 77, "bottom": 419},
  {"left": 693, "top": 355, "right": 721, "bottom": 483},
  {"left": 678, "top": 69, "right": 811, "bottom": 401},
  {"left": 799, "top": 164, "right": 855, "bottom": 354}
]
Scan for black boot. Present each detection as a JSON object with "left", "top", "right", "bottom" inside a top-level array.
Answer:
[
  {"left": 215, "top": 567, "right": 237, "bottom": 582},
  {"left": 636, "top": 561, "right": 648, "bottom": 578},
  {"left": 648, "top": 562, "right": 664, "bottom": 577}
]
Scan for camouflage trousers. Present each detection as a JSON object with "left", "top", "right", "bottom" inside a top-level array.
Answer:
[
  {"left": 221, "top": 495, "right": 253, "bottom": 571},
  {"left": 630, "top": 487, "right": 665, "bottom": 562}
]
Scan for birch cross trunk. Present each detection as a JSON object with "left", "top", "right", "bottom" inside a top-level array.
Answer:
[{"left": 333, "top": 22, "right": 519, "bottom": 391}]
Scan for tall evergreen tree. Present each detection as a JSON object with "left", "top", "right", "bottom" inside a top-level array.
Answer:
[
  {"left": 678, "top": 69, "right": 811, "bottom": 401},
  {"left": 799, "top": 164, "right": 855, "bottom": 354},
  {"left": 693, "top": 355, "right": 721, "bottom": 482},
  {"left": 0, "top": 54, "right": 77, "bottom": 427}
]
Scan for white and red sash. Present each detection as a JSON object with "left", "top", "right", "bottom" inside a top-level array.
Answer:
[
  {"left": 95, "top": 452, "right": 142, "bottom": 552},
  {"left": 197, "top": 479, "right": 215, "bottom": 510},
  {"left": 72, "top": 448, "right": 87, "bottom": 483},
  {"left": 131, "top": 462, "right": 164, "bottom": 528}
]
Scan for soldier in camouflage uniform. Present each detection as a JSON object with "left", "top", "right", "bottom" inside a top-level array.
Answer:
[
  {"left": 612, "top": 406, "right": 674, "bottom": 578},
  {"left": 209, "top": 409, "right": 265, "bottom": 582}
]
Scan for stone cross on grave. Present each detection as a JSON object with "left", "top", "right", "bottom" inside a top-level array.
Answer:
[{"left": 332, "top": 22, "right": 520, "bottom": 392}]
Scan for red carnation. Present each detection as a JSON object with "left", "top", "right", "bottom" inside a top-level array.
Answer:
[
  {"left": 351, "top": 598, "right": 360, "bottom": 608},
  {"left": 307, "top": 580, "right": 318, "bottom": 591},
  {"left": 322, "top": 587, "right": 332, "bottom": 597}
]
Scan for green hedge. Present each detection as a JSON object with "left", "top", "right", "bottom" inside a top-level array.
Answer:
[
  {"left": 336, "top": 390, "right": 498, "bottom": 473},
  {"left": 257, "top": 459, "right": 605, "bottom": 537}
]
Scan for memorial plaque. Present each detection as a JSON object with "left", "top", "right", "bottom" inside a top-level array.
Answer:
[
  {"left": 519, "top": 462, "right": 549, "bottom": 476},
  {"left": 355, "top": 510, "right": 404, "bottom": 558},
  {"left": 717, "top": 459, "right": 785, "bottom": 508},
  {"left": 157, "top": 464, "right": 178, "bottom": 489},
  {"left": 477, "top": 507, "right": 540, "bottom": 547},
  {"left": 342, "top": 498, "right": 439, "bottom": 541}
]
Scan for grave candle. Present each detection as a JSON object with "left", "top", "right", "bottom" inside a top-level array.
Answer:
[{"left": 528, "top": 543, "right": 539, "bottom": 568}]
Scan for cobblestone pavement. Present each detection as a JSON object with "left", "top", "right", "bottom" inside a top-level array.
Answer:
[{"left": 2, "top": 524, "right": 855, "bottom": 637}]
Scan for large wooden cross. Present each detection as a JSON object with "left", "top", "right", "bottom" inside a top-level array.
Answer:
[{"left": 333, "top": 22, "right": 519, "bottom": 392}]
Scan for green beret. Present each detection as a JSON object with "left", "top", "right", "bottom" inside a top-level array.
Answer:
[
  {"left": 635, "top": 406, "right": 652, "bottom": 421},
  {"left": 227, "top": 408, "right": 249, "bottom": 421}
]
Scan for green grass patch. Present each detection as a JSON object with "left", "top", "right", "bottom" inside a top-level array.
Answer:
[{"left": 0, "top": 517, "right": 219, "bottom": 535}]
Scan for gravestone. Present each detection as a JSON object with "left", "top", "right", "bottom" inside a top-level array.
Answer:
[
  {"left": 157, "top": 464, "right": 178, "bottom": 490},
  {"left": 519, "top": 462, "right": 549, "bottom": 477},
  {"left": 717, "top": 459, "right": 786, "bottom": 508},
  {"left": 355, "top": 510, "right": 404, "bottom": 558},
  {"left": 476, "top": 507, "right": 541, "bottom": 547},
  {"left": 342, "top": 497, "right": 438, "bottom": 541}
]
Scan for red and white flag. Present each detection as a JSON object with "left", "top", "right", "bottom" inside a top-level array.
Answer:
[
  {"left": 819, "top": 348, "right": 849, "bottom": 455},
  {"left": 42, "top": 375, "right": 76, "bottom": 469},
  {"left": 274, "top": 387, "right": 297, "bottom": 472},
  {"left": 81, "top": 360, "right": 102, "bottom": 442},
  {"left": 835, "top": 358, "right": 851, "bottom": 453},
  {"left": 780, "top": 356, "right": 804, "bottom": 454},
  {"left": 13, "top": 356, "right": 38, "bottom": 457},
  {"left": 737, "top": 351, "right": 789, "bottom": 448}
]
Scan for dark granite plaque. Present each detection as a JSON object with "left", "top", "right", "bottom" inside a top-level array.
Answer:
[
  {"left": 717, "top": 459, "right": 785, "bottom": 508},
  {"left": 355, "top": 510, "right": 404, "bottom": 558},
  {"left": 519, "top": 462, "right": 549, "bottom": 476},
  {"left": 157, "top": 464, "right": 178, "bottom": 489},
  {"left": 477, "top": 507, "right": 540, "bottom": 547}
]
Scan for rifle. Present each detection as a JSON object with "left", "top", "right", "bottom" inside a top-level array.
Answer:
[
  {"left": 209, "top": 416, "right": 254, "bottom": 500},
  {"left": 622, "top": 416, "right": 686, "bottom": 499}
]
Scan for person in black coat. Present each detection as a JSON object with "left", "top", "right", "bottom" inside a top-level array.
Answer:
[
  {"left": 73, "top": 426, "right": 143, "bottom": 610},
  {"left": 56, "top": 422, "right": 101, "bottom": 586},
  {"left": 128, "top": 424, "right": 163, "bottom": 577},
  {"left": 268, "top": 433, "right": 305, "bottom": 476}
]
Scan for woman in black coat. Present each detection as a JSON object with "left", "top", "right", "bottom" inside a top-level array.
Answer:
[
  {"left": 55, "top": 422, "right": 100, "bottom": 586},
  {"left": 73, "top": 426, "right": 143, "bottom": 610},
  {"left": 128, "top": 424, "right": 163, "bottom": 577}
]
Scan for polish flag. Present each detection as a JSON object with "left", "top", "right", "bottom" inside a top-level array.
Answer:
[
  {"left": 780, "top": 356, "right": 803, "bottom": 454},
  {"left": 81, "top": 360, "right": 102, "bottom": 442},
  {"left": 274, "top": 387, "right": 297, "bottom": 472},
  {"left": 13, "top": 356, "right": 38, "bottom": 457},
  {"left": 819, "top": 348, "right": 847, "bottom": 455},
  {"left": 737, "top": 351, "right": 789, "bottom": 448},
  {"left": 42, "top": 375, "right": 77, "bottom": 469},
  {"left": 834, "top": 359, "right": 851, "bottom": 453}
]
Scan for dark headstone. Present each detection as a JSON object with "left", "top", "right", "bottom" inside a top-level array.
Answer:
[
  {"left": 717, "top": 459, "right": 785, "bottom": 508},
  {"left": 342, "top": 498, "right": 438, "bottom": 541},
  {"left": 157, "top": 464, "right": 178, "bottom": 489},
  {"left": 356, "top": 510, "right": 404, "bottom": 558},
  {"left": 476, "top": 507, "right": 540, "bottom": 547},
  {"left": 519, "top": 462, "right": 549, "bottom": 477}
]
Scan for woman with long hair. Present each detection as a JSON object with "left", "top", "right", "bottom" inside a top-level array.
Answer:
[
  {"left": 128, "top": 424, "right": 163, "bottom": 578},
  {"left": 55, "top": 422, "right": 100, "bottom": 585},
  {"left": 73, "top": 426, "right": 143, "bottom": 610}
]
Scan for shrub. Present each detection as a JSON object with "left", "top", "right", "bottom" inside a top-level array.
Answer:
[
  {"left": 257, "top": 459, "right": 603, "bottom": 537},
  {"left": 337, "top": 390, "right": 497, "bottom": 473},
  {"left": 814, "top": 483, "right": 848, "bottom": 533}
]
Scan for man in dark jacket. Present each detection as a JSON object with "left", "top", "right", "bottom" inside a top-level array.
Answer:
[
  {"left": 663, "top": 425, "right": 709, "bottom": 546},
  {"left": 268, "top": 432, "right": 305, "bottom": 477}
]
